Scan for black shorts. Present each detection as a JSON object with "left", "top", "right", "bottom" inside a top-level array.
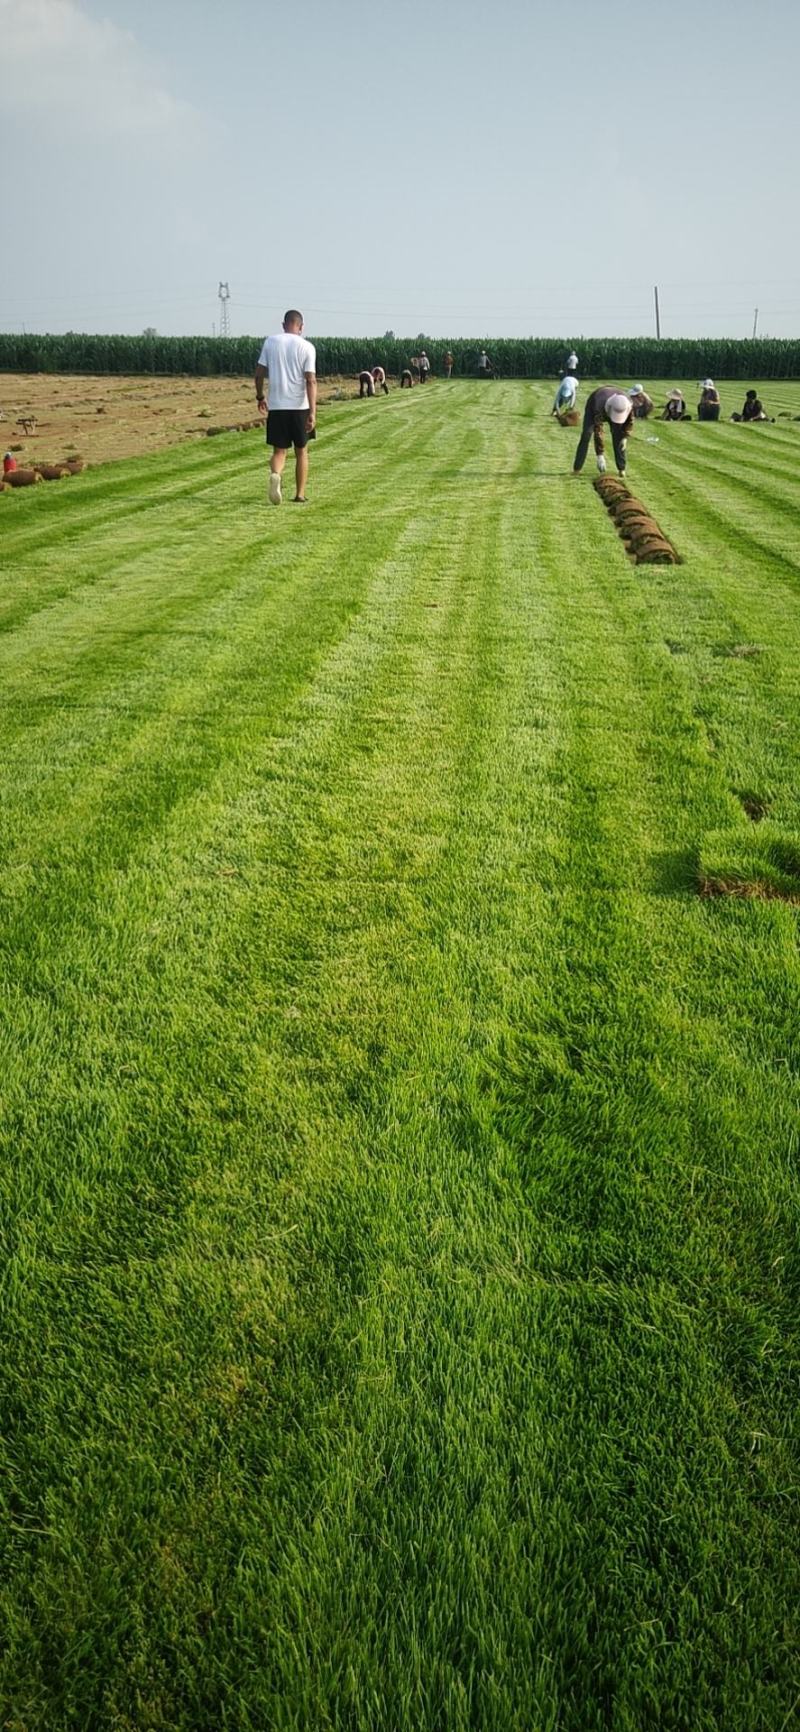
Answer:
[{"left": 266, "top": 409, "right": 312, "bottom": 449}]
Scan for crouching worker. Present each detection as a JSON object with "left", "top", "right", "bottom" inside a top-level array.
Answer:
[
  {"left": 629, "top": 384, "right": 654, "bottom": 418},
  {"left": 732, "top": 389, "right": 770, "bottom": 423},
  {"left": 358, "top": 370, "right": 375, "bottom": 398},
  {"left": 697, "top": 379, "right": 721, "bottom": 421},
  {"left": 400, "top": 368, "right": 414, "bottom": 388},
  {"left": 371, "top": 366, "right": 389, "bottom": 396},
  {"left": 552, "top": 373, "right": 579, "bottom": 417},
  {"left": 662, "top": 388, "right": 688, "bottom": 421},
  {"left": 573, "top": 388, "right": 634, "bottom": 476}
]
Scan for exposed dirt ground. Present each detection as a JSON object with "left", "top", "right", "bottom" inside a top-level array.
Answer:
[{"left": 0, "top": 373, "right": 353, "bottom": 470}]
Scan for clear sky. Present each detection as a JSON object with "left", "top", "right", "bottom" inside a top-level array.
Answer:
[{"left": 2, "top": 0, "right": 798, "bottom": 342}]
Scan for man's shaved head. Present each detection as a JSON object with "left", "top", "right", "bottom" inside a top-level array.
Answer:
[{"left": 283, "top": 309, "right": 303, "bottom": 330}]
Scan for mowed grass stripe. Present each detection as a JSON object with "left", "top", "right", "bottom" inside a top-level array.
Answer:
[
  {"left": 1, "top": 385, "right": 800, "bottom": 1729},
  {"left": 0, "top": 401, "right": 557, "bottom": 1718},
  {"left": 0, "top": 404, "right": 460, "bottom": 849}
]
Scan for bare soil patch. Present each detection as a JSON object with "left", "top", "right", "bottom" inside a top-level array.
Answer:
[{"left": 0, "top": 372, "right": 350, "bottom": 470}]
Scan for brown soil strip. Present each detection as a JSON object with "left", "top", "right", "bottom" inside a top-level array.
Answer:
[{"left": 0, "top": 372, "right": 362, "bottom": 470}]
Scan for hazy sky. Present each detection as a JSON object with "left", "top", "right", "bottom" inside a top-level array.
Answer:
[{"left": 2, "top": 0, "right": 798, "bottom": 340}]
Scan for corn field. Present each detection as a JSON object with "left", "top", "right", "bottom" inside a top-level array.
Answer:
[{"left": 0, "top": 331, "right": 799, "bottom": 378}]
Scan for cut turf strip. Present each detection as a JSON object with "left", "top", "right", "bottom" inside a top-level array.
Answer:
[{"left": 593, "top": 474, "right": 682, "bottom": 563}]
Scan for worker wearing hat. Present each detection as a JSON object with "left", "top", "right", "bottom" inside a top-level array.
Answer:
[
  {"left": 629, "top": 384, "right": 654, "bottom": 419},
  {"left": 572, "top": 387, "right": 634, "bottom": 476},
  {"left": 698, "top": 379, "right": 721, "bottom": 421},
  {"left": 662, "top": 387, "right": 688, "bottom": 422}
]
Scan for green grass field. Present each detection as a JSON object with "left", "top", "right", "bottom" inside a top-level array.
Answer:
[{"left": 2, "top": 379, "right": 800, "bottom": 1731}]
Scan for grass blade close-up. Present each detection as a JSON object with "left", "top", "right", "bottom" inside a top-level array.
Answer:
[{"left": 2, "top": 379, "right": 800, "bottom": 1731}]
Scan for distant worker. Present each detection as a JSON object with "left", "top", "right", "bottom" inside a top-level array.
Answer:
[
  {"left": 697, "top": 379, "right": 721, "bottom": 421},
  {"left": 358, "top": 370, "right": 376, "bottom": 398},
  {"left": 371, "top": 365, "right": 389, "bottom": 396},
  {"left": 552, "top": 373, "right": 579, "bottom": 416},
  {"left": 443, "top": 350, "right": 454, "bottom": 379},
  {"left": 400, "top": 368, "right": 414, "bottom": 388},
  {"left": 419, "top": 350, "right": 431, "bottom": 383},
  {"left": 629, "top": 385, "right": 654, "bottom": 419},
  {"left": 477, "top": 349, "right": 495, "bottom": 378},
  {"left": 565, "top": 349, "right": 579, "bottom": 374},
  {"left": 733, "top": 388, "right": 770, "bottom": 423},
  {"left": 3, "top": 451, "right": 17, "bottom": 474},
  {"left": 661, "top": 388, "right": 688, "bottom": 421},
  {"left": 573, "top": 388, "right": 634, "bottom": 476},
  {"left": 255, "top": 308, "right": 316, "bottom": 505}
]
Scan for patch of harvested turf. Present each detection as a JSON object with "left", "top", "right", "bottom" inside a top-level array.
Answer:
[
  {"left": 736, "top": 790, "right": 770, "bottom": 823},
  {"left": 698, "top": 823, "right": 800, "bottom": 902}
]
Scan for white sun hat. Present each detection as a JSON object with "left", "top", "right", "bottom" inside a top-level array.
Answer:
[
  {"left": 630, "top": 384, "right": 644, "bottom": 395},
  {"left": 605, "top": 393, "right": 633, "bottom": 423},
  {"left": 702, "top": 378, "right": 715, "bottom": 388}
]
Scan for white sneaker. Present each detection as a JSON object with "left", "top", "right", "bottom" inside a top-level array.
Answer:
[{"left": 269, "top": 472, "right": 282, "bottom": 506}]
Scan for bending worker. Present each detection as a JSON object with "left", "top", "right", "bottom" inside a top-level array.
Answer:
[
  {"left": 371, "top": 365, "right": 389, "bottom": 396},
  {"left": 573, "top": 388, "right": 634, "bottom": 476},
  {"left": 552, "top": 372, "right": 579, "bottom": 416}
]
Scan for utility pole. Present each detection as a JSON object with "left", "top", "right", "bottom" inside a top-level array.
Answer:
[
  {"left": 654, "top": 285, "right": 661, "bottom": 339},
  {"left": 752, "top": 307, "right": 759, "bottom": 340},
  {"left": 217, "top": 281, "right": 231, "bottom": 338}
]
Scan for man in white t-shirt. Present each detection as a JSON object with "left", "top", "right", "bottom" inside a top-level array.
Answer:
[{"left": 255, "top": 309, "right": 317, "bottom": 504}]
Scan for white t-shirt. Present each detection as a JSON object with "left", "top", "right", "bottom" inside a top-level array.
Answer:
[
  {"left": 258, "top": 331, "right": 316, "bottom": 410},
  {"left": 556, "top": 376, "right": 578, "bottom": 409}
]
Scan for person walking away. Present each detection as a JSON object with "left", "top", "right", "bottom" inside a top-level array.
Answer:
[
  {"left": 358, "top": 370, "right": 376, "bottom": 398},
  {"left": 573, "top": 388, "right": 634, "bottom": 476},
  {"left": 564, "top": 349, "right": 579, "bottom": 374},
  {"left": 419, "top": 350, "right": 431, "bottom": 383},
  {"left": 443, "top": 350, "right": 454, "bottom": 379},
  {"left": 255, "top": 309, "right": 316, "bottom": 504},
  {"left": 629, "top": 385, "right": 654, "bottom": 418},
  {"left": 371, "top": 365, "right": 389, "bottom": 396},
  {"left": 477, "top": 349, "right": 494, "bottom": 378},
  {"left": 552, "top": 373, "right": 579, "bottom": 416},
  {"left": 697, "top": 379, "right": 721, "bottom": 421}
]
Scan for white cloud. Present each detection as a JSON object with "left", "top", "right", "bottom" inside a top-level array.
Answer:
[{"left": 0, "top": 0, "right": 203, "bottom": 138}]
